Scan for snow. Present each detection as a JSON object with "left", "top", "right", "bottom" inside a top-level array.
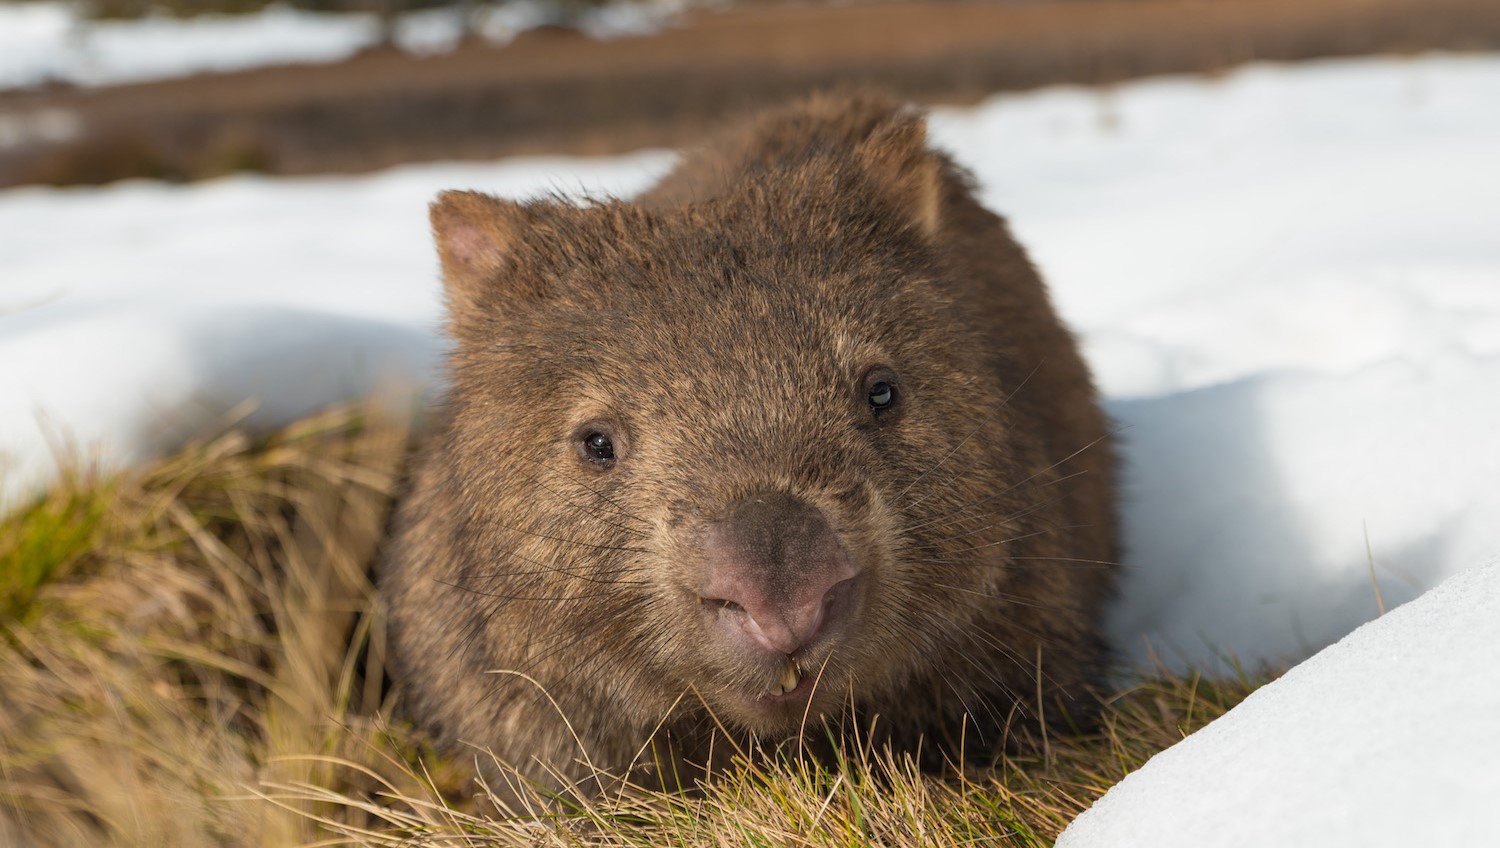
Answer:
[
  {"left": 1057, "top": 556, "right": 1500, "bottom": 848},
  {"left": 0, "top": 0, "right": 687, "bottom": 91},
  {"left": 1106, "top": 363, "right": 1500, "bottom": 671},
  {"left": 925, "top": 54, "right": 1500, "bottom": 672},
  {"left": 0, "top": 2, "right": 380, "bottom": 89},
  {"left": 0, "top": 152, "right": 671, "bottom": 492},
  {"left": 4, "top": 52, "right": 1500, "bottom": 839}
]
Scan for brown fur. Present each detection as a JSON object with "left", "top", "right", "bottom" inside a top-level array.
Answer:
[{"left": 382, "top": 91, "right": 1117, "bottom": 795}]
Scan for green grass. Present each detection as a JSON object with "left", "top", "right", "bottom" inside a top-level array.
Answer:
[
  {"left": 0, "top": 405, "right": 1266, "bottom": 846},
  {"left": 0, "top": 482, "right": 111, "bottom": 624}
]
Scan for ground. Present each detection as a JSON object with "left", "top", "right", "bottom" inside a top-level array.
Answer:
[{"left": 3, "top": 0, "right": 1500, "bottom": 187}]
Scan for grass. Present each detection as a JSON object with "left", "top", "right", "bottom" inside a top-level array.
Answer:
[{"left": 0, "top": 404, "right": 1266, "bottom": 846}]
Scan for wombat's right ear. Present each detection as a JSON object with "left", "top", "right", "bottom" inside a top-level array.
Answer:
[
  {"left": 429, "top": 190, "right": 532, "bottom": 316},
  {"left": 855, "top": 109, "right": 944, "bottom": 240}
]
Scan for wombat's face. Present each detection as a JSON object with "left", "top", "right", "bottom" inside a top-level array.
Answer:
[{"left": 431, "top": 159, "right": 1027, "bottom": 739}]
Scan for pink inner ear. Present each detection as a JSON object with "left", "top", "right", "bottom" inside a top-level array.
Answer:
[
  {"left": 442, "top": 219, "right": 507, "bottom": 277},
  {"left": 432, "top": 190, "right": 517, "bottom": 282}
]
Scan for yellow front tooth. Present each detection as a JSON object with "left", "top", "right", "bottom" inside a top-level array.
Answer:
[{"left": 779, "top": 657, "right": 801, "bottom": 693}]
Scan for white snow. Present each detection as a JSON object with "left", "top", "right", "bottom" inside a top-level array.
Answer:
[
  {"left": 0, "top": 0, "right": 687, "bottom": 91},
  {"left": 4, "top": 52, "right": 1500, "bottom": 841},
  {"left": 926, "top": 54, "right": 1500, "bottom": 672},
  {"left": 0, "top": 152, "right": 672, "bottom": 492},
  {"left": 1057, "top": 556, "right": 1500, "bottom": 848},
  {"left": 0, "top": 2, "right": 380, "bottom": 89}
]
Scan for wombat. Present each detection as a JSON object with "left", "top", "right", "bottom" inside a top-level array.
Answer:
[{"left": 383, "top": 91, "right": 1117, "bottom": 795}]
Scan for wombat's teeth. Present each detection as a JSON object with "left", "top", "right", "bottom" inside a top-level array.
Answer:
[{"left": 775, "top": 657, "right": 802, "bottom": 695}]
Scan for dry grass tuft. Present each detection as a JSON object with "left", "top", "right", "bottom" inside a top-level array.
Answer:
[{"left": 0, "top": 405, "right": 1265, "bottom": 847}]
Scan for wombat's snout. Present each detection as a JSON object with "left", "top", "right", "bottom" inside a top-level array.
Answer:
[{"left": 697, "top": 491, "right": 861, "bottom": 657}]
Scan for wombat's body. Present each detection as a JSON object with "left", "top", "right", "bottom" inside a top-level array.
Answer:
[{"left": 383, "top": 93, "right": 1116, "bottom": 793}]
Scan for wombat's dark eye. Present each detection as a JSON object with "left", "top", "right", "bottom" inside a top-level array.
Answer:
[
  {"left": 582, "top": 432, "right": 615, "bottom": 466},
  {"left": 863, "top": 368, "right": 900, "bottom": 418}
]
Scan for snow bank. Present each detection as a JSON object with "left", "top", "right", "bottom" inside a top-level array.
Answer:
[
  {"left": 1057, "top": 557, "right": 1500, "bottom": 848},
  {"left": 929, "top": 53, "right": 1500, "bottom": 672},
  {"left": 0, "top": 0, "right": 687, "bottom": 91},
  {"left": 1106, "top": 361, "right": 1500, "bottom": 671},
  {"left": 3, "top": 54, "right": 1500, "bottom": 681}
]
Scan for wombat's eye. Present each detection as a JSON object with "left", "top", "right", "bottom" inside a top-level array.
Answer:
[
  {"left": 581, "top": 432, "right": 616, "bottom": 467},
  {"left": 863, "top": 368, "right": 900, "bottom": 417}
]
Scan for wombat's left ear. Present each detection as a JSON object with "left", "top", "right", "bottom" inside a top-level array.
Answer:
[
  {"left": 429, "top": 190, "right": 535, "bottom": 316},
  {"left": 855, "top": 109, "right": 944, "bottom": 240}
]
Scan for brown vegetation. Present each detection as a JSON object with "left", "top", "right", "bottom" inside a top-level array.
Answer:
[{"left": 0, "top": 405, "right": 1263, "bottom": 846}]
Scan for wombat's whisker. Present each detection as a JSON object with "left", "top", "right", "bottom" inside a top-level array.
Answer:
[
  {"left": 479, "top": 521, "right": 652, "bottom": 556},
  {"left": 530, "top": 490, "right": 650, "bottom": 538},
  {"left": 918, "top": 486, "right": 1086, "bottom": 552},
  {"left": 961, "top": 626, "right": 1050, "bottom": 693},
  {"left": 929, "top": 581, "right": 996, "bottom": 598},
  {"left": 913, "top": 517, "right": 1019, "bottom": 549},
  {"left": 901, "top": 432, "right": 1109, "bottom": 536},
  {"left": 894, "top": 419, "right": 986, "bottom": 502},
  {"left": 923, "top": 580, "right": 1087, "bottom": 616},
  {"left": 989, "top": 590, "right": 1083, "bottom": 614},
  {"left": 915, "top": 556, "right": 1113, "bottom": 571},
  {"left": 503, "top": 453, "right": 650, "bottom": 529},
  {"left": 934, "top": 653, "right": 1012, "bottom": 732},
  {"left": 897, "top": 363, "right": 1042, "bottom": 511},
  {"left": 439, "top": 581, "right": 639, "bottom": 605},
  {"left": 915, "top": 518, "right": 1066, "bottom": 559},
  {"left": 465, "top": 567, "right": 649, "bottom": 586},
  {"left": 1009, "top": 555, "right": 1123, "bottom": 569},
  {"left": 903, "top": 467, "right": 1091, "bottom": 535},
  {"left": 513, "top": 606, "right": 660, "bottom": 677},
  {"left": 462, "top": 546, "right": 650, "bottom": 584},
  {"left": 986, "top": 622, "right": 1078, "bottom": 700}
]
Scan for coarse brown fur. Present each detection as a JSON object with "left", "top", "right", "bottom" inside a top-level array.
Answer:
[{"left": 381, "top": 91, "right": 1118, "bottom": 797}]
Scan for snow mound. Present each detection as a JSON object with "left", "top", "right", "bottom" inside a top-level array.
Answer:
[
  {"left": 1058, "top": 557, "right": 1500, "bottom": 848},
  {"left": 1108, "top": 359, "right": 1500, "bottom": 671}
]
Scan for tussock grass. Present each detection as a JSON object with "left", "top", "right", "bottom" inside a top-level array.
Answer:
[{"left": 0, "top": 405, "right": 1264, "bottom": 846}]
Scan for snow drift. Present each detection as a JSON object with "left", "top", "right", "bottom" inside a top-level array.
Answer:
[{"left": 1058, "top": 556, "right": 1500, "bottom": 847}]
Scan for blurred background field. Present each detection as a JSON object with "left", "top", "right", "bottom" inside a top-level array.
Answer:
[{"left": 3, "top": 0, "right": 1500, "bottom": 187}]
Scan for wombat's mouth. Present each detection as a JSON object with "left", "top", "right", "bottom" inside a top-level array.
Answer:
[
  {"left": 743, "top": 652, "right": 844, "bottom": 715},
  {"left": 694, "top": 590, "right": 855, "bottom": 720},
  {"left": 762, "top": 655, "right": 805, "bottom": 700}
]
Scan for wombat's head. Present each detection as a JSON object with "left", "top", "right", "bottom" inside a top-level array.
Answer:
[{"left": 430, "top": 110, "right": 1032, "bottom": 738}]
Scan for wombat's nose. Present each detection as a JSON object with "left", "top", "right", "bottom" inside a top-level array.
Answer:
[{"left": 698, "top": 492, "right": 860, "bottom": 656}]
